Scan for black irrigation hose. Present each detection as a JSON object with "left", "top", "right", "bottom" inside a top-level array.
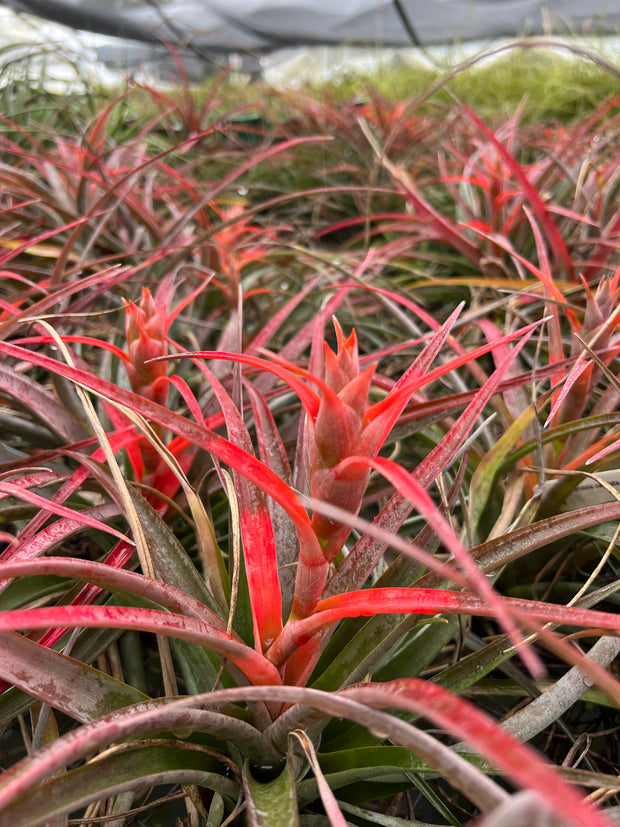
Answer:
[{"left": 392, "top": 0, "right": 423, "bottom": 48}]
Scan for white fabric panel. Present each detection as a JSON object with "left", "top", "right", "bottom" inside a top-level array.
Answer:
[
  {"left": 3, "top": 0, "right": 619, "bottom": 49},
  {"left": 1, "top": 0, "right": 618, "bottom": 80}
]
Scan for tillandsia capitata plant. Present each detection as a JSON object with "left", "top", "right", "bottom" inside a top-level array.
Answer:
[{"left": 0, "top": 43, "right": 619, "bottom": 827}]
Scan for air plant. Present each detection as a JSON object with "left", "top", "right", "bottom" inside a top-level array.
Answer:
[{"left": 0, "top": 46, "right": 618, "bottom": 827}]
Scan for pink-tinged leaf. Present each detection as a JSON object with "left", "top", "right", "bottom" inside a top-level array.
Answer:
[
  {"left": 0, "top": 265, "right": 131, "bottom": 339},
  {"left": 344, "top": 680, "right": 611, "bottom": 827},
  {"left": 546, "top": 202, "right": 599, "bottom": 225},
  {"left": 462, "top": 106, "right": 574, "bottom": 280},
  {"left": 0, "top": 694, "right": 277, "bottom": 816},
  {"left": 274, "top": 577, "right": 619, "bottom": 670},
  {"left": 356, "top": 305, "right": 463, "bottom": 451},
  {"left": 0, "top": 480, "right": 130, "bottom": 544},
  {"left": 9, "top": 430, "right": 142, "bottom": 554},
  {"left": 166, "top": 374, "right": 205, "bottom": 424},
  {"left": 323, "top": 456, "right": 544, "bottom": 677},
  {"left": 414, "top": 500, "right": 620, "bottom": 589},
  {"left": 313, "top": 211, "right": 415, "bottom": 240},
  {"left": 267, "top": 493, "right": 481, "bottom": 672},
  {"left": 521, "top": 205, "right": 575, "bottom": 371},
  {"left": 523, "top": 203, "right": 553, "bottom": 287},
  {"left": 244, "top": 381, "right": 298, "bottom": 615},
  {"left": 310, "top": 587, "right": 620, "bottom": 635},
  {"left": 413, "top": 326, "right": 535, "bottom": 489},
  {"left": 244, "top": 383, "right": 293, "bottom": 485},
  {"left": 395, "top": 302, "right": 464, "bottom": 380},
  {"left": 0, "top": 631, "right": 148, "bottom": 723},
  {"left": 161, "top": 135, "right": 333, "bottom": 245},
  {"left": 0, "top": 605, "right": 281, "bottom": 686},
  {"left": 546, "top": 350, "right": 597, "bottom": 428},
  {"left": 246, "top": 273, "right": 324, "bottom": 354},
  {"left": 316, "top": 487, "right": 470, "bottom": 583},
  {"left": 0, "top": 557, "right": 226, "bottom": 628},
  {"left": 326, "top": 327, "right": 537, "bottom": 597},
  {"left": 327, "top": 281, "right": 445, "bottom": 337},
  {"left": 30, "top": 539, "right": 137, "bottom": 654},
  {"left": 586, "top": 435, "right": 620, "bottom": 465},
  {"left": 163, "top": 276, "right": 213, "bottom": 326},
  {"left": 12, "top": 334, "right": 129, "bottom": 363},
  {"left": 288, "top": 553, "right": 331, "bottom": 622},
  {"left": 158, "top": 349, "right": 322, "bottom": 417},
  {"left": 389, "top": 362, "right": 555, "bottom": 431},
  {"left": 1, "top": 339, "right": 326, "bottom": 623},
  {"left": 0, "top": 215, "right": 95, "bottom": 268},
  {"left": 238, "top": 502, "right": 284, "bottom": 650},
  {"left": 291, "top": 730, "right": 348, "bottom": 827},
  {"left": 0, "top": 469, "right": 66, "bottom": 496},
  {"left": 0, "top": 340, "right": 319, "bottom": 555},
  {"left": 188, "top": 362, "right": 283, "bottom": 652},
  {"left": 14, "top": 682, "right": 603, "bottom": 827},
  {"left": 523, "top": 623, "right": 620, "bottom": 710},
  {"left": 0, "top": 362, "right": 87, "bottom": 444},
  {"left": 546, "top": 302, "right": 620, "bottom": 429},
  {"left": 251, "top": 249, "right": 382, "bottom": 392},
  {"left": 473, "top": 317, "right": 531, "bottom": 422},
  {"left": 0, "top": 504, "right": 121, "bottom": 569},
  {"left": 365, "top": 320, "right": 539, "bottom": 433},
  {"left": 359, "top": 121, "right": 483, "bottom": 264},
  {"left": 0, "top": 298, "right": 20, "bottom": 315},
  {"left": 467, "top": 222, "right": 570, "bottom": 311},
  {"left": 101, "top": 402, "right": 146, "bottom": 479}
]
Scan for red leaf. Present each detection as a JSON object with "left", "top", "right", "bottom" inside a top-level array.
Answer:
[
  {"left": 346, "top": 680, "right": 611, "bottom": 827},
  {"left": 0, "top": 605, "right": 281, "bottom": 686},
  {"left": 332, "top": 455, "right": 543, "bottom": 677},
  {"left": 462, "top": 106, "right": 574, "bottom": 280}
]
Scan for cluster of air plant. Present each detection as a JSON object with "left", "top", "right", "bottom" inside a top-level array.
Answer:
[{"left": 0, "top": 42, "right": 618, "bottom": 827}]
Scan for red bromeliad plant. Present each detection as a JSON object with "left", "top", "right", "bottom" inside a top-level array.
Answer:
[
  {"left": 205, "top": 203, "right": 287, "bottom": 309},
  {"left": 0, "top": 291, "right": 618, "bottom": 826},
  {"left": 0, "top": 52, "right": 619, "bottom": 827}
]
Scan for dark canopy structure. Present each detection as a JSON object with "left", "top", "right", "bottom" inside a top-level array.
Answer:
[{"left": 2, "top": 0, "right": 619, "bottom": 77}]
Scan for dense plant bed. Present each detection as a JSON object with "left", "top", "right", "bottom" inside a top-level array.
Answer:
[{"left": 0, "top": 40, "right": 619, "bottom": 826}]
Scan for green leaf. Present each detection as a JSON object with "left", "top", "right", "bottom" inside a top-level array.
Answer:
[
  {"left": 339, "top": 800, "right": 446, "bottom": 826},
  {"left": 128, "top": 489, "right": 222, "bottom": 614},
  {"left": 318, "top": 745, "right": 426, "bottom": 777},
  {"left": 0, "top": 744, "right": 238, "bottom": 827},
  {"left": 0, "top": 619, "right": 136, "bottom": 727},
  {"left": 0, "top": 631, "right": 148, "bottom": 723},
  {"left": 498, "top": 413, "right": 620, "bottom": 474},
  {"left": 296, "top": 746, "right": 434, "bottom": 810},
  {"left": 372, "top": 616, "right": 458, "bottom": 682},
  {"left": 170, "top": 637, "right": 220, "bottom": 694},
  {"left": 206, "top": 792, "right": 226, "bottom": 826},
  {"left": 243, "top": 759, "right": 299, "bottom": 827},
  {"left": 312, "top": 614, "right": 412, "bottom": 692},
  {"left": 312, "top": 613, "right": 457, "bottom": 696},
  {"left": 0, "top": 576, "right": 73, "bottom": 611},
  {"left": 468, "top": 402, "right": 537, "bottom": 537},
  {"left": 434, "top": 636, "right": 519, "bottom": 695}
]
